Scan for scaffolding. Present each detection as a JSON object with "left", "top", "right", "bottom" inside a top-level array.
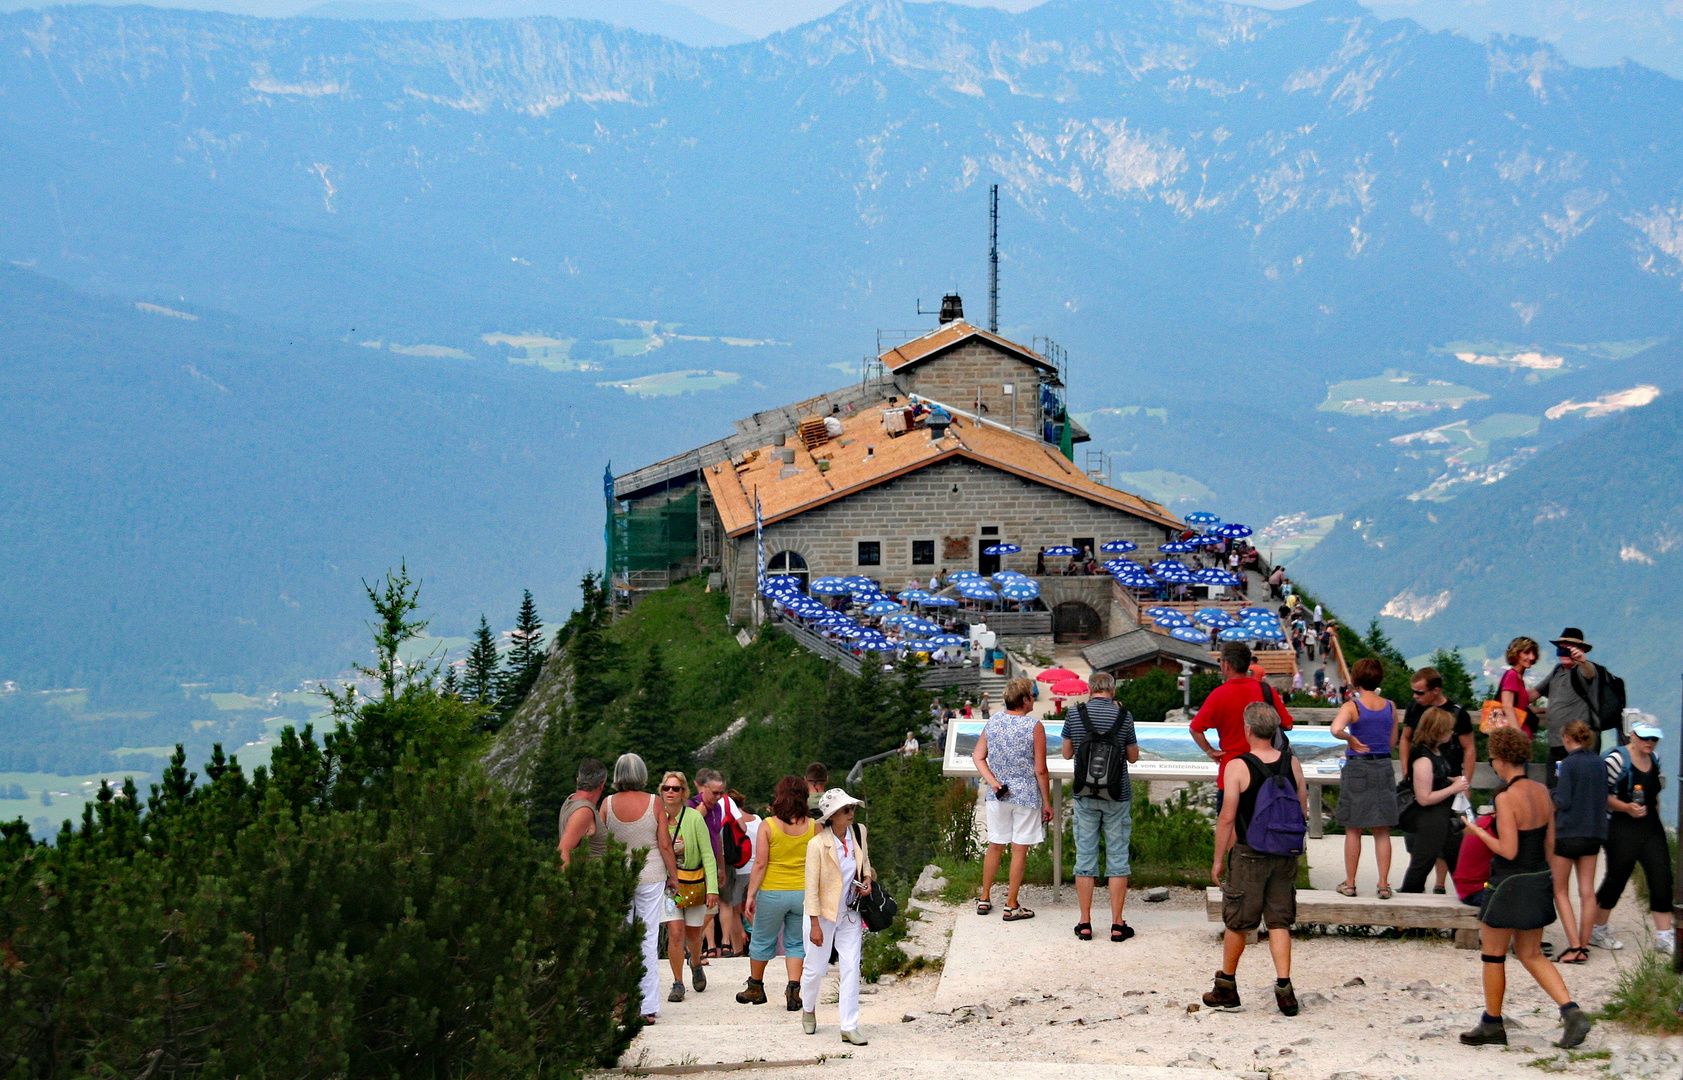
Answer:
[{"left": 608, "top": 488, "right": 699, "bottom": 594}]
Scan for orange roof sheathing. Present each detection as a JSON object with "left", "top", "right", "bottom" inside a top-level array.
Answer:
[
  {"left": 878, "top": 321, "right": 1058, "bottom": 375},
  {"left": 703, "top": 407, "right": 1180, "bottom": 538}
]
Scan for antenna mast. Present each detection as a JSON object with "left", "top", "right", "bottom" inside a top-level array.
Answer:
[{"left": 988, "top": 184, "right": 999, "bottom": 333}]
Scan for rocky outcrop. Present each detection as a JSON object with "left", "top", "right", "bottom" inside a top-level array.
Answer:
[{"left": 482, "top": 636, "right": 571, "bottom": 794}]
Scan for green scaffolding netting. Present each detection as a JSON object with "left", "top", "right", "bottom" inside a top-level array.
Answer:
[{"left": 609, "top": 488, "right": 698, "bottom": 575}]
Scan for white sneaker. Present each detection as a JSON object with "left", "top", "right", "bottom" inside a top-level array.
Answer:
[
  {"left": 1655, "top": 929, "right": 1675, "bottom": 953},
  {"left": 1588, "top": 924, "right": 1624, "bottom": 950}
]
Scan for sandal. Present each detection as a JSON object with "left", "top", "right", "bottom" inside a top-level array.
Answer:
[
  {"left": 1073, "top": 922, "right": 1092, "bottom": 940},
  {"left": 1376, "top": 885, "right": 1393, "bottom": 900},
  {"left": 1559, "top": 947, "right": 1589, "bottom": 964},
  {"left": 976, "top": 900, "right": 993, "bottom": 915},
  {"left": 1003, "top": 906, "right": 1035, "bottom": 922},
  {"left": 1111, "top": 922, "right": 1135, "bottom": 942},
  {"left": 1336, "top": 882, "right": 1358, "bottom": 897}
]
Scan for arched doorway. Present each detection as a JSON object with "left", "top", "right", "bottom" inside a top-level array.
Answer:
[
  {"left": 1052, "top": 601, "right": 1101, "bottom": 643},
  {"left": 766, "top": 550, "right": 809, "bottom": 590}
]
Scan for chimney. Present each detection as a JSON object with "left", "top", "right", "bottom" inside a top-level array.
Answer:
[{"left": 939, "top": 293, "right": 964, "bottom": 324}]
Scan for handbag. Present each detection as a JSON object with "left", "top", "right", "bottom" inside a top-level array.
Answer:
[
  {"left": 1480, "top": 671, "right": 1527, "bottom": 733},
  {"left": 850, "top": 824, "right": 898, "bottom": 932},
  {"left": 672, "top": 810, "right": 707, "bottom": 908}
]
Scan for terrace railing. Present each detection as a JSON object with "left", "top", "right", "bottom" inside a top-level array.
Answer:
[{"left": 771, "top": 617, "right": 980, "bottom": 693}]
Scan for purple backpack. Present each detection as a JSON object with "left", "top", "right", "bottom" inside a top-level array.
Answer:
[{"left": 1243, "top": 753, "right": 1306, "bottom": 857}]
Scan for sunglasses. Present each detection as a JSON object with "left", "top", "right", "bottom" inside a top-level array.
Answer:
[{"left": 659, "top": 785, "right": 684, "bottom": 792}]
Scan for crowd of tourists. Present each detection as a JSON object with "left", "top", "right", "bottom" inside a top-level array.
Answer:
[
  {"left": 959, "top": 628, "right": 1667, "bottom": 1051},
  {"left": 560, "top": 758, "right": 877, "bottom": 1045}
]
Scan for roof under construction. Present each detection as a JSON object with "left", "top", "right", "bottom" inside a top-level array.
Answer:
[
  {"left": 702, "top": 404, "right": 1179, "bottom": 538},
  {"left": 877, "top": 320, "right": 1058, "bottom": 376}
]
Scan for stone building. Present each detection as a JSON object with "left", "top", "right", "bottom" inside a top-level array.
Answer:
[{"left": 609, "top": 300, "right": 1183, "bottom": 643}]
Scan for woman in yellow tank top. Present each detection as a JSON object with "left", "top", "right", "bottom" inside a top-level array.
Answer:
[{"left": 733, "top": 775, "right": 817, "bottom": 1010}]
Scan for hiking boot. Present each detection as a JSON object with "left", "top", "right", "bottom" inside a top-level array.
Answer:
[
  {"left": 1588, "top": 924, "right": 1624, "bottom": 950},
  {"left": 841, "top": 1029, "right": 869, "bottom": 1045},
  {"left": 691, "top": 962, "right": 706, "bottom": 993},
  {"left": 802, "top": 1010, "right": 817, "bottom": 1035},
  {"left": 1557, "top": 1006, "right": 1592, "bottom": 1049},
  {"left": 1274, "top": 980, "right": 1299, "bottom": 1017},
  {"left": 1460, "top": 1017, "right": 1507, "bottom": 1046},
  {"left": 1202, "top": 971, "right": 1241, "bottom": 1011},
  {"left": 668, "top": 980, "right": 685, "bottom": 1003},
  {"left": 786, "top": 980, "right": 802, "bottom": 1012},
  {"left": 735, "top": 977, "right": 767, "bottom": 1005}
]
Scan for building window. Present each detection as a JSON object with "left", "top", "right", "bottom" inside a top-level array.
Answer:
[
  {"left": 980, "top": 525, "right": 1000, "bottom": 537},
  {"left": 1073, "top": 537, "right": 1095, "bottom": 560},
  {"left": 911, "top": 540, "right": 935, "bottom": 565},
  {"left": 856, "top": 541, "right": 881, "bottom": 567},
  {"left": 767, "top": 550, "right": 809, "bottom": 588}
]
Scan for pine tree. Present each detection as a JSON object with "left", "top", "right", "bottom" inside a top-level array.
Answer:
[
  {"left": 566, "top": 574, "right": 620, "bottom": 724},
  {"left": 465, "top": 615, "right": 503, "bottom": 706},
  {"left": 440, "top": 665, "right": 461, "bottom": 698},
  {"left": 621, "top": 643, "right": 674, "bottom": 769},
  {"left": 501, "top": 590, "right": 545, "bottom": 711},
  {"left": 1429, "top": 647, "right": 1478, "bottom": 707}
]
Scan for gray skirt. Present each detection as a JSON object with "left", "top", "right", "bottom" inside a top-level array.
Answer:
[{"left": 1336, "top": 756, "right": 1400, "bottom": 829}]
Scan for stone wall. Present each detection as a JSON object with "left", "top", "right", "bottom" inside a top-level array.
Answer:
[
  {"left": 898, "top": 340, "right": 1046, "bottom": 435},
  {"left": 725, "top": 457, "right": 1171, "bottom": 624}
]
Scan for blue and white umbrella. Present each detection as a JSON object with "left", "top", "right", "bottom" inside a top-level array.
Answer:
[
  {"left": 982, "top": 543, "right": 1022, "bottom": 555},
  {"left": 1150, "top": 560, "right": 1190, "bottom": 575},
  {"left": 946, "top": 570, "right": 982, "bottom": 583},
  {"left": 957, "top": 581, "right": 999, "bottom": 601},
  {"left": 898, "top": 589, "right": 933, "bottom": 603},
  {"left": 1238, "top": 606, "right": 1275, "bottom": 619},
  {"left": 1212, "top": 523, "right": 1253, "bottom": 539},
  {"left": 1195, "top": 608, "right": 1238, "bottom": 629},
  {"left": 991, "top": 569, "right": 1029, "bottom": 583},
  {"left": 1153, "top": 612, "right": 1192, "bottom": 629},
  {"left": 1113, "top": 565, "right": 1156, "bottom": 588},
  {"left": 1154, "top": 564, "right": 1195, "bottom": 585},
  {"left": 1159, "top": 541, "right": 1195, "bottom": 554},
  {"left": 851, "top": 589, "right": 889, "bottom": 604},
  {"left": 1145, "top": 606, "right": 1183, "bottom": 618},
  {"left": 998, "top": 580, "right": 1041, "bottom": 601},
  {"left": 1102, "top": 558, "right": 1132, "bottom": 572},
  {"left": 927, "top": 633, "right": 969, "bottom": 648},
  {"left": 1043, "top": 545, "right": 1081, "bottom": 557},
  {"left": 922, "top": 595, "right": 960, "bottom": 608},
  {"left": 809, "top": 576, "right": 850, "bottom": 595},
  {"left": 879, "top": 611, "right": 916, "bottom": 626},
  {"left": 1185, "top": 511, "right": 1222, "bottom": 527},
  {"left": 842, "top": 575, "right": 877, "bottom": 590},
  {"left": 1217, "top": 626, "right": 1255, "bottom": 642},
  {"left": 1250, "top": 625, "right": 1287, "bottom": 641},
  {"left": 1188, "top": 534, "right": 1224, "bottom": 548},
  {"left": 815, "top": 614, "right": 856, "bottom": 627},
  {"left": 1100, "top": 540, "right": 1138, "bottom": 553},
  {"left": 841, "top": 624, "right": 880, "bottom": 640},
  {"left": 1194, "top": 568, "right": 1242, "bottom": 587},
  {"left": 760, "top": 575, "right": 803, "bottom": 594},
  {"left": 902, "top": 618, "right": 943, "bottom": 636},
  {"left": 1171, "top": 626, "right": 1212, "bottom": 644},
  {"left": 863, "top": 600, "right": 903, "bottom": 615}
]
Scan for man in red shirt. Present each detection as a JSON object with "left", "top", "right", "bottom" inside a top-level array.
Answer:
[{"left": 1191, "top": 643, "right": 1294, "bottom": 781}]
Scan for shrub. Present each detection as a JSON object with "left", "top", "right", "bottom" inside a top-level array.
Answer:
[{"left": 855, "top": 754, "right": 950, "bottom": 883}]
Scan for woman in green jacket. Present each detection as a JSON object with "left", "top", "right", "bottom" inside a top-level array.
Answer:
[{"left": 660, "top": 771, "right": 718, "bottom": 1003}]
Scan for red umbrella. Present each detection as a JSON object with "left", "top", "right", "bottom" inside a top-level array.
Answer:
[
  {"left": 1035, "top": 668, "right": 1079, "bottom": 683},
  {"left": 1051, "top": 678, "right": 1090, "bottom": 695}
]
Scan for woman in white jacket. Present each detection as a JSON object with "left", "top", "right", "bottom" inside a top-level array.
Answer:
[{"left": 801, "top": 788, "right": 877, "bottom": 1045}]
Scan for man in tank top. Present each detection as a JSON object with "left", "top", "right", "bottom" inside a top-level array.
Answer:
[{"left": 559, "top": 758, "right": 609, "bottom": 867}]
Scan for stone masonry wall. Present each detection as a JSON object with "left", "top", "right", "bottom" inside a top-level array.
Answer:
[
  {"left": 725, "top": 456, "right": 1173, "bottom": 624},
  {"left": 899, "top": 341, "right": 1046, "bottom": 434}
]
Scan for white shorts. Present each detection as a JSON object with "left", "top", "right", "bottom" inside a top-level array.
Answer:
[
  {"left": 986, "top": 799, "right": 1045, "bottom": 846},
  {"left": 662, "top": 894, "right": 712, "bottom": 927}
]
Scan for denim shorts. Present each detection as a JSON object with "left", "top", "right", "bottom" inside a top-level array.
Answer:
[
  {"left": 749, "top": 888, "right": 806, "bottom": 962},
  {"left": 1072, "top": 795, "right": 1132, "bottom": 878}
]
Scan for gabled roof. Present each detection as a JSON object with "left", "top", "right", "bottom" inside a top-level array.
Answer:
[
  {"left": 703, "top": 406, "right": 1181, "bottom": 538},
  {"left": 1082, "top": 627, "right": 1220, "bottom": 673},
  {"left": 878, "top": 321, "right": 1058, "bottom": 375}
]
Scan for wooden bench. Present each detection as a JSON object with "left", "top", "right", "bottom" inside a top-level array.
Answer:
[{"left": 1205, "top": 887, "right": 1482, "bottom": 948}]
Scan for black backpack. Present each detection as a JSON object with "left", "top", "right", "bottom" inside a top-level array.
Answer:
[
  {"left": 1072, "top": 702, "right": 1127, "bottom": 800},
  {"left": 1569, "top": 664, "right": 1627, "bottom": 737}
]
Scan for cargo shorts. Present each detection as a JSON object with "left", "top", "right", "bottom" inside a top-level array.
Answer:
[{"left": 1220, "top": 845, "right": 1298, "bottom": 932}]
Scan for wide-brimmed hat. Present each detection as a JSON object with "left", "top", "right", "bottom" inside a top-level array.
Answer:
[
  {"left": 815, "top": 788, "right": 865, "bottom": 823},
  {"left": 1550, "top": 627, "right": 1593, "bottom": 652}
]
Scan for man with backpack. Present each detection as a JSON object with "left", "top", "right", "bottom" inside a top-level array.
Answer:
[
  {"left": 1059, "top": 671, "right": 1139, "bottom": 943},
  {"left": 1191, "top": 643, "right": 1294, "bottom": 811},
  {"left": 1207, "top": 702, "right": 1309, "bottom": 1016}
]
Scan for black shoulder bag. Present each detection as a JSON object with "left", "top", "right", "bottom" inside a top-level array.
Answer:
[{"left": 851, "top": 824, "right": 898, "bottom": 932}]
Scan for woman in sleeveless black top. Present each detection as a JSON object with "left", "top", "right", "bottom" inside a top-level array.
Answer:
[{"left": 1457, "top": 727, "right": 1591, "bottom": 1050}]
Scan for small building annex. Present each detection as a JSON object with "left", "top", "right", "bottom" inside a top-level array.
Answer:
[{"left": 608, "top": 300, "right": 1185, "bottom": 641}]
